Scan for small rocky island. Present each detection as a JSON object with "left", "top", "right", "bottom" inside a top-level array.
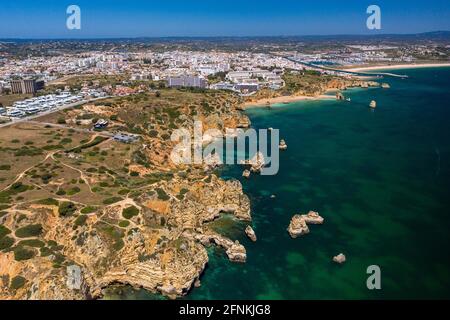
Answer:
[
  {"left": 279, "top": 139, "right": 288, "bottom": 150},
  {"left": 245, "top": 226, "right": 257, "bottom": 242},
  {"left": 287, "top": 211, "right": 324, "bottom": 238},
  {"left": 333, "top": 253, "right": 347, "bottom": 264}
]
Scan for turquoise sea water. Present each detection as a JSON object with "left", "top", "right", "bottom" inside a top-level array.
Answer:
[{"left": 117, "top": 67, "right": 450, "bottom": 300}]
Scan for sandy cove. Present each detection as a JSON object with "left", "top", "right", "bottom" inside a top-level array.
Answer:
[
  {"left": 344, "top": 62, "right": 450, "bottom": 72},
  {"left": 242, "top": 93, "right": 334, "bottom": 108}
]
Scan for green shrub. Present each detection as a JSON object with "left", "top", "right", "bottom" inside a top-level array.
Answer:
[
  {"left": 15, "top": 224, "right": 42, "bottom": 238},
  {"left": 156, "top": 188, "right": 170, "bottom": 201},
  {"left": 13, "top": 247, "right": 36, "bottom": 261},
  {"left": 113, "top": 239, "right": 125, "bottom": 251},
  {"left": 0, "top": 165, "right": 11, "bottom": 170},
  {"left": 103, "top": 197, "right": 123, "bottom": 205},
  {"left": 56, "top": 189, "right": 66, "bottom": 196},
  {"left": 74, "top": 215, "right": 88, "bottom": 227},
  {"left": 0, "top": 236, "right": 14, "bottom": 250},
  {"left": 58, "top": 202, "right": 76, "bottom": 217},
  {"left": 119, "top": 220, "right": 130, "bottom": 228},
  {"left": 37, "top": 198, "right": 59, "bottom": 206},
  {"left": 10, "top": 276, "right": 26, "bottom": 290},
  {"left": 67, "top": 186, "right": 81, "bottom": 196},
  {"left": 18, "top": 239, "right": 45, "bottom": 248},
  {"left": 60, "top": 138, "right": 73, "bottom": 145},
  {"left": 122, "top": 206, "right": 139, "bottom": 219},
  {"left": 118, "top": 189, "right": 130, "bottom": 195},
  {"left": 57, "top": 117, "right": 66, "bottom": 124},
  {"left": 40, "top": 247, "right": 52, "bottom": 257},
  {"left": 0, "top": 225, "right": 11, "bottom": 238},
  {"left": 80, "top": 206, "right": 96, "bottom": 214}
]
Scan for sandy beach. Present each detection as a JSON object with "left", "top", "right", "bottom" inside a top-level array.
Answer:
[
  {"left": 242, "top": 93, "right": 334, "bottom": 108},
  {"left": 344, "top": 63, "right": 450, "bottom": 72}
]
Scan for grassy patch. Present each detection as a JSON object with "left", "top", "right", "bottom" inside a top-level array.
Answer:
[
  {"left": 0, "top": 182, "right": 31, "bottom": 203},
  {"left": 37, "top": 198, "right": 59, "bottom": 206},
  {"left": 68, "top": 136, "right": 108, "bottom": 153},
  {"left": 103, "top": 196, "right": 123, "bottom": 205}
]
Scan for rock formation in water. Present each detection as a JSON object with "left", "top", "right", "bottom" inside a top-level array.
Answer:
[
  {"left": 279, "top": 139, "right": 288, "bottom": 150},
  {"left": 245, "top": 226, "right": 257, "bottom": 242},
  {"left": 301, "top": 211, "right": 324, "bottom": 225},
  {"left": 240, "top": 152, "right": 266, "bottom": 174},
  {"left": 336, "top": 91, "right": 345, "bottom": 100},
  {"left": 288, "top": 211, "right": 324, "bottom": 238},
  {"left": 333, "top": 253, "right": 347, "bottom": 264},
  {"left": 287, "top": 215, "right": 310, "bottom": 238}
]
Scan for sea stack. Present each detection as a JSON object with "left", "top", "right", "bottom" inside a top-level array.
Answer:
[
  {"left": 336, "top": 91, "right": 345, "bottom": 100},
  {"left": 279, "top": 139, "right": 288, "bottom": 150},
  {"left": 287, "top": 215, "right": 310, "bottom": 238},
  {"left": 301, "top": 211, "right": 324, "bottom": 225},
  {"left": 333, "top": 253, "right": 347, "bottom": 264},
  {"left": 245, "top": 226, "right": 257, "bottom": 242},
  {"left": 369, "top": 100, "right": 377, "bottom": 109},
  {"left": 226, "top": 241, "right": 247, "bottom": 263}
]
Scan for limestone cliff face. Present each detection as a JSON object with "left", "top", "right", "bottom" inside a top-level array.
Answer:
[{"left": 0, "top": 175, "right": 250, "bottom": 300}]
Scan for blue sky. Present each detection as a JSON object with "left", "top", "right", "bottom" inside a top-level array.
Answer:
[{"left": 0, "top": 0, "right": 449, "bottom": 38}]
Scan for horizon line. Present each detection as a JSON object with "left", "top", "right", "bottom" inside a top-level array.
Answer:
[{"left": 1, "top": 30, "right": 449, "bottom": 41}]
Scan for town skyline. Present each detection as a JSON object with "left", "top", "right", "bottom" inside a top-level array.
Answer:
[{"left": 1, "top": 0, "right": 450, "bottom": 38}]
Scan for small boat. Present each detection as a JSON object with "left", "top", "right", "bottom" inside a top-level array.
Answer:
[
  {"left": 369, "top": 100, "right": 377, "bottom": 109},
  {"left": 346, "top": 98, "right": 351, "bottom": 102}
]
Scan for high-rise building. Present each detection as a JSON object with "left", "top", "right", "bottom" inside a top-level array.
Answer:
[{"left": 10, "top": 79, "right": 45, "bottom": 94}]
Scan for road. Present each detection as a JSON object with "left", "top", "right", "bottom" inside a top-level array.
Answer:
[
  {"left": 0, "top": 96, "right": 110, "bottom": 129},
  {"left": 25, "top": 120, "right": 115, "bottom": 138}
]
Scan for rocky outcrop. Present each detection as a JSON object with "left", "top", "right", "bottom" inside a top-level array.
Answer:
[
  {"left": 242, "top": 169, "right": 251, "bottom": 179},
  {"left": 301, "top": 211, "right": 324, "bottom": 225},
  {"left": 245, "top": 226, "right": 257, "bottom": 242},
  {"left": 288, "top": 211, "right": 324, "bottom": 238},
  {"left": 370, "top": 100, "right": 377, "bottom": 109},
  {"left": 287, "top": 215, "right": 310, "bottom": 238},
  {"left": 0, "top": 173, "right": 251, "bottom": 300},
  {"left": 189, "top": 232, "right": 247, "bottom": 263},
  {"left": 240, "top": 152, "right": 266, "bottom": 174},
  {"left": 279, "top": 139, "right": 288, "bottom": 150},
  {"left": 381, "top": 83, "right": 391, "bottom": 89},
  {"left": 333, "top": 253, "right": 346, "bottom": 264},
  {"left": 336, "top": 91, "right": 345, "bottom": 100}
]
